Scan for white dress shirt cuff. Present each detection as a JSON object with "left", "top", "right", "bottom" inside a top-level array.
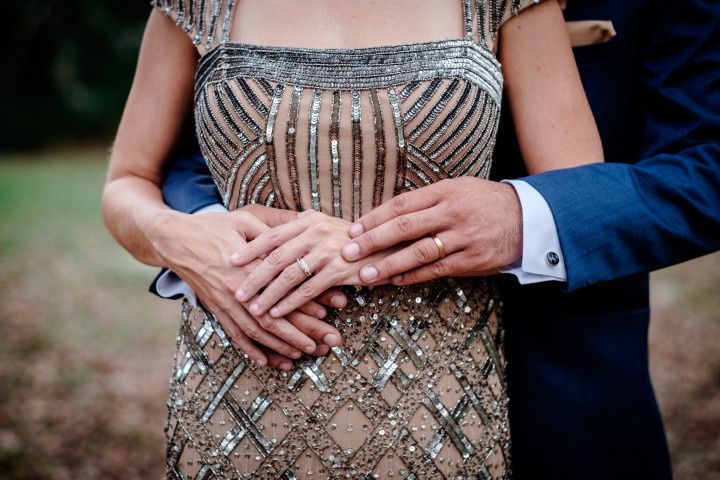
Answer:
[
  {"left": 498, "top": 180, "right": 567, "bottom": 284},
  {"left": 154, "top": 203, "right": 228, "bottom": 305}
]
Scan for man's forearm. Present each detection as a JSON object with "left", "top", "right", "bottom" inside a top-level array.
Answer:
[{"left": 102, "top": 175, "right": 188, "bottom": 267}]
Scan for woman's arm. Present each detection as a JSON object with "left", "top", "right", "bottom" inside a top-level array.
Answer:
[
  {"left": 500, "top": 0, "right": 604, "bottom": 173},
  {"left": 336, "top": 0, "right": 603, "bottom": 285},
  {"left": 102, "top": 11, "right": 344, "bottom": 365}
]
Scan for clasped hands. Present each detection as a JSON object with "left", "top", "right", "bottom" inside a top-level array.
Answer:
[{"left": 227, "top": 177, "right": 522, "bottom": 365}]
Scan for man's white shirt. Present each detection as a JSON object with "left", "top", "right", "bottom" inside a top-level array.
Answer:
[{"left": 155, "top": 181, "right": 568, "bottom": 302}]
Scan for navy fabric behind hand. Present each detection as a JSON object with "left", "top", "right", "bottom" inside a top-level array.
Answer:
[{"left": 162, "top": 150, "right": 222, "bottom": 213}]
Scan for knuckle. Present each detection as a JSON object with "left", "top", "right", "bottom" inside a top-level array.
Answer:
[
  {"left": 298, "top": 282, "right": 316, "bottom": 299},
  {"left": 445, "top": 204, "right": 464, "bottom": 222},
  {"left": 258, "top": 317, "right": 276, "bottom": 331},
  {"left": 430, "top": 261, "right": 447, "bottom": 278},
  {"left": 390, "top": 194, "right": 407, "bottom": 214},
  {"left": 280, "top": 268, "right": 298, "bottom": 284},
  {"left": 413, "top": 243, "right": 435, "bottom": 264},
  {"left": 363, "top": 233, "right": 378, "bottom": 252},
  {"left": 265, "top": 249, "right": 284, "bottom": 267},
  {"left": 244, "top": 325, "right": 262, "bottom": 340},
  {"left": 395, "top": 216, "right": 413, "bottom": 235}
]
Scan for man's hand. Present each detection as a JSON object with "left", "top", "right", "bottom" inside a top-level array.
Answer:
[
  {"left": 340, "top": 177, "right": 523, "bottom": 284},
  {"left": 153, "top": 208, "right": 347, "bottom": 369}
]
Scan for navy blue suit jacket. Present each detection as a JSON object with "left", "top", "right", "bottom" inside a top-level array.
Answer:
[{"left": 158, "top": 0, "right": 720, "bottom": 477}]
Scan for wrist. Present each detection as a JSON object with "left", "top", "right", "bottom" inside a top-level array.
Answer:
[
  {"left": 498, "top": 182, "right": 523, "bottom": 265},
  {"left": 150, "top": 209, "right": 193, "bottom": 268}
]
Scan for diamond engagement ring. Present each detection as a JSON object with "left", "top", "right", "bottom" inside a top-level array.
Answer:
[{"left": 296, "top": 257, "right": 313, "bottom": 277}]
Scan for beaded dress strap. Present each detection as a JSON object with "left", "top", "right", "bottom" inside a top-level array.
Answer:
[{"left": 150, "top": 0, "right": 237, "bottom": 55}]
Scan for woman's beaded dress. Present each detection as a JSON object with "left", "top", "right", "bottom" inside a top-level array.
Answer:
[{"left": 152, "top": 0, "right": 542, "bottom": 478}]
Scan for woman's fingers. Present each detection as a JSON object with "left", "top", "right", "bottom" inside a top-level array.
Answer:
[
  {"left": 230, "top": 219, "right": 306, "bottom": 266},
  {"left": 358, "top": 233, "right": 456, "bottom": 283},
  {"left": 342, "top": 207, "right": 445, "bottom": 261},
  {"left": 287, "top": 310, "right": 343, "bottom": 348},
  {"left": 269, "top": 273, "right": 338, "bottom": 320},
  {"left": 235, "top": 237, "right": 309, "bottom": 304},
  {"left": 251, "top": 251, "right": 323, "bottom": 316}
]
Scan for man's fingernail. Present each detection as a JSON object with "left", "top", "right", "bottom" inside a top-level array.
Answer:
[
  {"left": 360, "top": 266, "right": 378, "bottom": 282},
  {"left": 343, "top": 242, "right": 360, "bottom": 260},
  {"left": 269, "top": 307, "right": 281, "bottom": 317},
  {"left": 330, "top": 294, "right": 346, "bottom": 308},
  {"left": 304, "top": 344, "right": 316, "bottom": 354},
  {"left": 280, "top": 362, "right": 293, "bottom": 371},
  {"left": 231, "top": 252, "right": 241, "bottom": 263},
  {"left": 349, "top": 223, "right": 364, "bottom": 237},
  {"left": 249, "top": 302, "right": 261, "bottom": 315},
  {"left": 316, "top": 306, "right": 327, "bottom": 318},
  {"left": 290, "top": 350, "right": 302, "bottom": 359},
  {"left": 323, "top": 333, "right": 341, "bottom": 347},
  {"left": 235, "top": 288, "right": 246, "bottom": 301},
  {"left": 255, "top": 357, "right": 267, "bottom": 367},
  {"left": 392, "top": 275, "right": 403, "bottom": 284}
]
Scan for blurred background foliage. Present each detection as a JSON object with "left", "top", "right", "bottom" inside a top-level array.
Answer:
[{"left": 2, "top": 1, "right": 148, "bottom": 150}]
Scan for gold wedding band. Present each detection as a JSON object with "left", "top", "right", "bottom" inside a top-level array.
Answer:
[{"left": 431, "top": 235, "right": 446, "bottom": 259}]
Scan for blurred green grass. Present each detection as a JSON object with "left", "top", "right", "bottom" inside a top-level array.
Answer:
[{"left": 0, "top": 150, "right": 718, "bottom": 479}]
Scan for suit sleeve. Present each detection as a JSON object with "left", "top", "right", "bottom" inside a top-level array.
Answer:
[
  {"left": 162, "top": 148, "right": 223, "bottom": 214},
  {"left": 522, "top": 0, "right": 720, "bottom": 290}
]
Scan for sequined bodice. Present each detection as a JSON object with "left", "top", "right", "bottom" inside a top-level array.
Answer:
[{"left": 153, "top": 0, "right": 534, "bottom": 219}]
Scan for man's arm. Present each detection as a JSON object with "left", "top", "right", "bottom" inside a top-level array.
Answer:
[{"left": 523, "top": 0, "right": 720, "bottom": 290}]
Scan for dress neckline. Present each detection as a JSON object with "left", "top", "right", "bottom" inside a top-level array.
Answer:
[{"left": 196, "top": 38, "right": 504, "bottom": 104}]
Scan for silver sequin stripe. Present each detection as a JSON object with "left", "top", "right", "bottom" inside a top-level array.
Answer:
[
  {"left": 308, "top": 90, "right": 322, "bottom": 211},
  {"left": 330, "top": 90, "right": 343, "bottom": 217},
  {"left": 197, "top": 39, "right": 503, "bottom": 105}
]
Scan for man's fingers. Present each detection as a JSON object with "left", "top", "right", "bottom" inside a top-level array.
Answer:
[
  {"left": 357, "top": 235, "right": 454, "bottom": 283},
  {"left": 228, "top": 302, "right": 310, "bottom": 358},
  {"left": 343, "top": 207, "right": 444, "bottom": 261},
  {"left": 313, "top": 289, "right": 348, "bottom": 309},
  {"left": 348, "top": 188, "right": 439, "bottom": 238},
  {"left": 240, "top": 204, "right": 299, "bottom": 228},
  {"left": 298, "top": 300, "right": 327, "bottom": 319},
  {"left": 269, "top": 274, "right": 338, "bottom": 321},
  {"left": 286, "top": 310, "right": 343, "bottom": 348},
  {"left": 212, "top": 308, "right": 268, "bottom": 366},
  {"left": 390, "top": 253, "right": 465, "bottom": 285},
  {"left": 230, "top": 221, "right": 303, "bottom": 266},
  {"left": 263, "top": 348, "right": 295, "bottom": 371},
  {"left": 232, "top": 211, "right": 271, "bottom": 239}
]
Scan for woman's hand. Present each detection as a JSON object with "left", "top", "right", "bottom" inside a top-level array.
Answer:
[
  {"left": 231, "top": 210, "right": 395, "bottom": 319},
  {"left": 154, "top": 208, "right": 346, "bottom": 367}
]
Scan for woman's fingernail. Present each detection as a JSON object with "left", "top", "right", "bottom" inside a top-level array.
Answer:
[
  {"left": 255, "top": 357, "right": 267, "bottom": 367},
  {"left": 330, "top": 295, "right": 346, "bottom": 308},
  {"left": 280, "top": 362, "right": 293, "bottom": 371},
  {"left": 231, "top": 252, "right": 241, "bottom": 263},
  {"left": 323, "top": 333, "right": 341, "bottom": 347},
  {"left": 316, "top": 306, "right": 327, "bottom": 318},
  {"left": 360, "top": 266, "right": 378, "bottom": 282},
  {"left": 349, "top": 223, "right": 364, "bottom": 237},
  {"left": 249, "top": 302, "right": 261, "bottom": 315},
  {"left": 392, "top": 275, "right": 403, "bottom": 284},
  {"left": 304, "top": 344, "right": 316, "bottom": 354},
  {"left": 290, "top": 350, "right": 302, "bottom": 359},
  {"left": 269, "top": 307, "right": 281, "bottom": 317},
  {"left": 235, "top": 288, "right": 246, "bottom": 301},
  {"left": 343, "top": 242, "right": 360, "bottom": 260}
]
